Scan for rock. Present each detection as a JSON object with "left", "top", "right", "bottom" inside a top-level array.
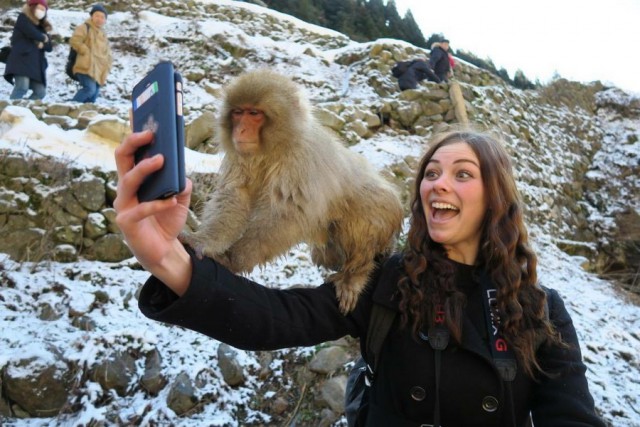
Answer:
[
  {"left": 217, "top": 343, "right": 245, "bottom": 387},
  {"left": 71, "top": 174, "right": 106, "bottom": 212},
  {"left": 86, "top": 115, "right": 130, "bottom": 143},
  {"left": 90, "top": 234, "right": 132, "bottom": 262},
  {"left": 71, "top": 316, "right": 96, "bottom": 331},
  {"left": 52, "top": 188, "right": 90, "bottom": 220},
  {"left": 1, "top": 155, "right": 30, "bottom": 178},
  {"left": 314, "top": 108, "right": 346, "bottom": 131},
  {"left": 272, "top": 396, "right": 289, "bottom": 414},
  {"left": 396, "top": 102, "right": 423, "bottom": 127},
  {"left": 141, "top": 350, "right": 168, "bottom": 396},
  {"left": 185, "top": 111, "right": 216, "bottom": 149},
  {"left": 2, "top": 345, "right": 73, "bottom": 417},
  {"left": 345, "top": 120, "right": 370, "bottom": 139},
  {"left": 257, "top": 351, "right": 273, "bottom": 380},
  {"left": 166, "top": 372, "right": 198, "bottom": 415},
  {"left": 38, "top": 302, "right": 63, "bottom": 321},
  {"left": 101, "top": 208, "right": 120, "bottom": 234},
  {"left": 53, "top": 225, "right": 83, "bottom": 245},
  {"left": 89, "top": 352, "right": 136, "bottom": 397},
  {"left": 308, "top": 346, "right": 349, "bottom": 374},
  {"left": 53, "top": 244, "right": 79, "bottom": 262},
  {"left": 0, "top": 228, "right": 46, "bottom": 260},
  {"left": 84, "top": 212, "right": 108, "bottom": 239},
  {"left": 319, "top": 375, "right": 347, "bottom": 413}
]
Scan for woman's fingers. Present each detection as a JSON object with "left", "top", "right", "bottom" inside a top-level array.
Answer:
[
  {"left": 114, "top": 153, "right": 164, "bottom": 210},
  {"left": 116, "top": 196, "right": 177, "bottom": 231},
  {"left": 115, "top": 130, "right": 154, "bottom": 178}
]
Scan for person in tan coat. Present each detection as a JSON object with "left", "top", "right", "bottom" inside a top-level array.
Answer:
[{"left": 70, "top": 4, "right": 112, "bottom": 103}]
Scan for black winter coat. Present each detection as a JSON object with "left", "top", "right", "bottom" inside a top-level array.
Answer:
[
  {"left": 396, "top": 60, "right": 439, "bottom": 90},
  {"left": 429, "top": 46, "right": 451, "bottom": 83},
  {"left": 4, "top": 12, "right": 52, "bottom": 85},
  {"left": 139, "top": 252, "right": 605, "bottom": 427}
]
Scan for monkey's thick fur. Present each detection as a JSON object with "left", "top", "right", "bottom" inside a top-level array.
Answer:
[{"left": 188, "top": 70, "right": 404, "bottom": 313}]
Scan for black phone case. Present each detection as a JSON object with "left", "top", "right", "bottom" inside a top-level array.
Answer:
[{"left": 131, "top": 61, "right": 185, "bottom": 202}]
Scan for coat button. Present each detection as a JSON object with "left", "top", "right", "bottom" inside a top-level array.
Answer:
[
  {"left": 410, "top": 386, "right": 427, "bottom": 401},
  {"left": 482, "top": 395, "right": 499, "bottom": 412}
]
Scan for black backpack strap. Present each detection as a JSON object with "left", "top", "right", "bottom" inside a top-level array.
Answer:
[
  {"left": 363, "top": 254, "right": 403, "bottom": 382},
  {"left": 364, "top": 303, "right": 396, "bottom": 383}
]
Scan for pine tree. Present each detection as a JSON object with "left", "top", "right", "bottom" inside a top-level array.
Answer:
[
  {"left": 425, "top": 32, "right": 446, "bottom": 49},
  {"left": 384, "top": 0, "right": 405, "bottom": 40},
  {"left": 402, "top": 10, "right": 427, "bottom": 48},
  {"left": 513, "top": 69, "right": 537, "bottom": 90},
  {"left": 366, "top": 0, "right": 388, "bottom": 38}
]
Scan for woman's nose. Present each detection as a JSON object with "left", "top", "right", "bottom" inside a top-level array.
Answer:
[{"left": 433, "top": 175, "right": 450, "bottom": 192}]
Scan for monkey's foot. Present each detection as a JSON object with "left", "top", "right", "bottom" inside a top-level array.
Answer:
[{"left": 335, "top": 283, "right": 361, "bottom": 314}]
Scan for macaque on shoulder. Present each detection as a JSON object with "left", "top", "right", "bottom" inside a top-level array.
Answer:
[{"left": 182, "top": 69, "right": 404, "bottom": 313}]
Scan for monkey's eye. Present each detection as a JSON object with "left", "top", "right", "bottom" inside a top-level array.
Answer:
[
  {"left": 231, "top": 108, "right": 244, "bottom": 117},
  {"left": 247, "top": 109, "right": 263, "bottom": 116}
]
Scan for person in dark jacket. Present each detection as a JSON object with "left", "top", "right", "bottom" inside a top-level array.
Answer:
[
  {"left": 3, "top": 0, "right": 53, "bottom": 100},
  {"left": 393, "top": 59, "right": 439, "bottom": 91},
  {"left": 114, "top": 127, "right": 605, "bottom": 427},
  {"left": 428, "top": 39, "right": 452, "bottom": 83}
]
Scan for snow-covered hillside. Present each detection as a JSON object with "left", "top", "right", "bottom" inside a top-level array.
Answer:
[{"left": 1, "top": 1, "right": 639, "bottom": 426}]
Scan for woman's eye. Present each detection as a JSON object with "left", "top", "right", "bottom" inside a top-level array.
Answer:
[{"left": 424, "top": 170, "right": 438, "bottom": 179}]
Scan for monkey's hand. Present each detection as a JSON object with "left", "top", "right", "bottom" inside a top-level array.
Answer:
[
  {"left": 177, "top": 231, "right": 235, "bottom": 271},
  {"left": 177, "top": 231, "right": 206, "bottom": 260}
]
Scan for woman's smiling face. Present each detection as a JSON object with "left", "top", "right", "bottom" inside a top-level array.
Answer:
[{"left": 420, "top": 141, "right": 487, "bottom": 265}]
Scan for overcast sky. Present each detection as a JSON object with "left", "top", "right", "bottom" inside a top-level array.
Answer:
[{"left": 395, "top": 0, "right": 640, "bottom": 94}]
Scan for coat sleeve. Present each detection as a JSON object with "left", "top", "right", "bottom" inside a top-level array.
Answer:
[
  {"left": 138, "top": 250, "right": 363, "bottom": 350},
  {"left": 428, "top": 48, "right": 444, "bottom": 70},
  {"left": 43, "top": 32, "right": 52, "bottom": 53},
  {"left": 530, "top": 288, "right": 606, "bottom": 426},
  {"left": 69, "top": 23, "right": 89, "bottom": 55},
  {"left": 14, "top": 14, "right": 47, "bottom": 44}
]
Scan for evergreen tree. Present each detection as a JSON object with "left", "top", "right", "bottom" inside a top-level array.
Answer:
[
  {"left": 384, "top": 0, "right": 405, "bottom": 40},
  {"left": 366, "top": 0, "right": 388, "bottom": 38},
  {"left": 425, "top": 32, "right": 446, "bottom": 48},
  {"left": 297, "top": 0, "right": 322, "bottom": 23},
  {"left": 497, "top": 68, "right": 513, "bottom": 85},
  {"left": 402, "top": 10, "right": 427, "bottom": 48},
  {"left": 353, "top": 1, "right": 379, "bottom": 42},
  {"left": 513, "top": 69, "right": 537, "bottom": 90}
]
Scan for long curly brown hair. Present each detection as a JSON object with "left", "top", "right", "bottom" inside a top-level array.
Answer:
[{"left": 398, "top": 129, "right": 559, "bottom": 378}]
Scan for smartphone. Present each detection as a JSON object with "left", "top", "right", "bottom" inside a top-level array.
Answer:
[{"left": 131, "top": 61, "right": 185, "bottom": 202}]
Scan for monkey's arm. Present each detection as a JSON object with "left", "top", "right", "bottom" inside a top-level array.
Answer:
[
  {"left": 138, "top": 250, "right": 369, "bottom": 350},
  {"left": 190, "top": 182, "right": 252, "bottom": 258}
]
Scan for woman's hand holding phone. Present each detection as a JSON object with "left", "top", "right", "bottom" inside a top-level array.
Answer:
[{"left": 114, "top": 130, "right": 193, "bottom": 296}]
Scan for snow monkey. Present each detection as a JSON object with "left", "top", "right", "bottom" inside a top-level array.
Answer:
[{"left": 185, "top": 69, "right": 404, "bottom": 313}]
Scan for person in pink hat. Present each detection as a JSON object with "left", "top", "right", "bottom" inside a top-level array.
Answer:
[{"left": 3, "top": 0, "right": 53, "bottom": 100}]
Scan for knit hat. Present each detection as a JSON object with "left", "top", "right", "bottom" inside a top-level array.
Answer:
[
  {"left": 27, "top": 0, "right": 48, "bottom": 9},
  {"left": 90, "top": 4, "right": 108, "bottom": 17}
]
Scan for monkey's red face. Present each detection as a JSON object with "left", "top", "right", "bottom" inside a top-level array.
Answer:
[{"left": 231, "top": 106, "right": 266, "bottom": 155}]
